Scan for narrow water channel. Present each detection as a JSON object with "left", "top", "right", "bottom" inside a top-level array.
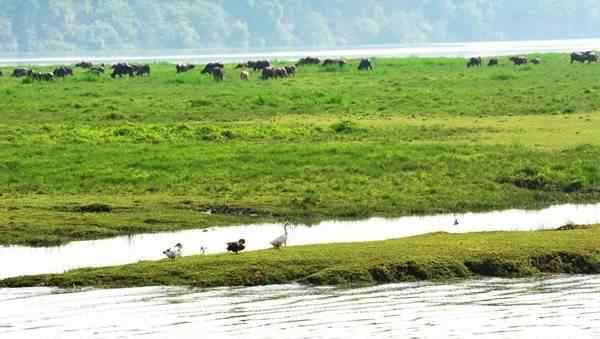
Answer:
[
  {"left": 1, "top": 274, "right": 599, "bottom": 338},
  {"left": 1, "top": 203, "right": 599, "bottom": 279}
]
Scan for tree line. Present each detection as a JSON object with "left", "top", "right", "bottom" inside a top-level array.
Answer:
[{"left": 0, "top": 0, "right": 598, "bottom": 53}]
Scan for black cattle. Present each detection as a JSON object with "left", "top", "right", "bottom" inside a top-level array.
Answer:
[
  {"left": 111, "top": 63, "right": 135, "bottom": 78},
  {"left": 53, "top": 66, "right": 74, "bottom": 78},
  {"left": 531, "top": 58, "right": 541, "bottom": 65},
  {"left": 488, "top": 58, "right": 499, "bottom": 66},
  {"left": 248, "top": 60, "right": 271, "bottom": 71},
  {"left": 297, "top": 57, "right": 321, "bottom": 66},
  {"left": 212, "top": 67, "right": 225, "bottom": 81},
  {"left": 358, "top": 58, "right": 374, "bottom": 71},
  {"left": 261, "top": 67, "right": 289, "bottom": 80},
  {"left": 323, "top": 59, "right": 346, "bottom": 67},
  {"left": 32, "top": 72, "right": 54, "bottom": 81},
  {"left": 571, "top": 51, "right": 598, "bottom": 64},
  {"left": 510, "top": 56, "right": 528, "bottom": 65},
  {"left": 284, "top": 65, "right": 296, "bottom": 77},
  {"left": 75, "top": 61, "right": 93, "bottom": 69},
  {"left": 467, "top": 57, "right": 482, "bottom": 68},
  {"left": 201, "top": 62, "right": 224, "bottom": 75},
  {"left": 226, "top": 239, "right": 246, "bottom": 254},
  {"left": 176, "top": 63, "right": 195, "bottom": 73},
  {"left": 132, "top": 64, "right": 150, "bottom": 76},
  {"left": 12, "top": 68, "right": 32, "bottom": 77},
  {"left": 235, "top": 62, "right": 248, "bottom": 69}
]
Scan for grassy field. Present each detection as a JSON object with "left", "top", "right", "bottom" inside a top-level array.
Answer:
[
  {"left": 1, "top": 54, "right": 600, "bottom": 246},
  {"left": 2, "top": 226, "right": 599, "bottom": 288}
]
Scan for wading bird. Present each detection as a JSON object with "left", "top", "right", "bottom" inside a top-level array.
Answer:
[
  {"left": 163, "top": 243, "right": 183, "bottom": 259},
  {"left": 270, "top": 223, "right": 289, "bottom": 249}
]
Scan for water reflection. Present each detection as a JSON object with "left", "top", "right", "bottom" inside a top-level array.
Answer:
[
  {"left": 1, "top": 203, "right": 599, "bottom": 279},
  {"left": 1, "top": 275, "right": 600, "bottom": 338}
]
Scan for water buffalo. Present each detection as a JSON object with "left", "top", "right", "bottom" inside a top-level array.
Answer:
[
  {"left": 323, "top": 59, "right": 346, "bottom": 67},
  {"left": 12, "top": 68, "right": 32, "bottom": 77},
  {"left": 358, "top": 58, "right": 374, "bottom": 71},
  {"left": 176, "top": 63, "right": 195, "bottom": 73},
  {"left": 53, "top": 66, "right": 73, "bottom": 78},
  {"left": 248, "top": 60, "right": 271, "bottom": 71},
  {"left": 32, "top": 72, "right": 54, "bottom": 81},
  {"left": 467, "top": 57, "right": 482, "bottom": 68},
  {"left": 510, "top": 56, "right": 528, "bottom": 65},
  {"left": 111, "top": 63, "right": 135, "bottom": 78},
  {"left": 261, "top": 67, "right": 288, "bottom": 80},
  {"left": 201, "top": 62, "right": 224, "bottom": 75},
  {"left": 131, "top": 64, "right": 150, "bottom": 76},
  {"left": 212, "top": 67, "right": 225, "bottom": 81},
  {"left": 297, "top": 57, "right": 321, "bottom": 66},
  {"left": 240, "top": 71, "right": 249, "bottom": 80},
  {"left": 571, "top": 51, "right": 598, "bottom": 64},
  {"left": 488, "top": 58, "right": 499, "bottom": 66},
  {"left": 284, "top": 65, "right": 296, "bottom": 76},
  {"left": 75, "top": 61, "right": 93, "bottom": 69}
]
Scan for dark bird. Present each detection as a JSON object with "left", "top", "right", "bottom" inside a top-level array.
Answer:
[{"left": 227, "top": 239, "right": 246, "bottom": 254}]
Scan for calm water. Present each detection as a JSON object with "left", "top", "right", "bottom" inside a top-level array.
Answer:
[
  {"left": 1, "top": 203, "right": 599, "bottom": 279},
  {"left": 2, "top": 38, "right": 600, "bottom": 66},
  {"left": 1, "top": 275, "right": 600, "bottom": 338}
]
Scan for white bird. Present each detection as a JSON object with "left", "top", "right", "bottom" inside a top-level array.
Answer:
[
  {"left": 270, "top": 223, "right": 289, "bottom": 249},
  {"left": 163, "top": 243, "right": 183, "bottom": 259}
]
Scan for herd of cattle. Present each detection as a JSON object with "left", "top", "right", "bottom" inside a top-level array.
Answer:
[
  {"left": 0, "top": 52, "right": 596, "bottom": 81},
  {"left": 466, "top": 51, "right": 599, "bottom": 68}
]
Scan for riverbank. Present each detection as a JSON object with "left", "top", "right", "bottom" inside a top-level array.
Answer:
[
  {"left": 2, "top": 54, "right": 600, "bottom": 246},
  {"left": 2, "top": 226, "right": 599, "bottom": 288}
]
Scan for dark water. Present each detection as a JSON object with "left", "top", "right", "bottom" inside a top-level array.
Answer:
[
  {"left": 1, "top": 38, "right": 600, "bottom": 66},
  {"left": 1, "top": 275, "right": 600, "bottom": 338},
  {"left": 1, "top": 203, "right": 599, "bottom": 280}
]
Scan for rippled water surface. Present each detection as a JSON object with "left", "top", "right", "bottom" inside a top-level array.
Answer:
[
  {"left": 2, "top": 275, "right": 600, "bottom": 338},
  {"left": 1, "top": 203, "right": 600, "bottom": 279}
]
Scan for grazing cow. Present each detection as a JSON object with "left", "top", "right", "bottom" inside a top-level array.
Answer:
[
  {"left": 467, "top": 57, "right": 482, "bottom": 68},
  {"left": 248, "top": 60, "right": 271, "bottom": 71},
  {"left": 235, "top": 62, "right": 248, "bottom": 69},
  {"left": 323, "top": 59, "right": 346, "bottom": 67},
  {"left": 212, "top": 67, "right": 225, "bottom": 81},
  {"left": 284, "top": 65, "right": 296, "bottom": 76},
  {"left": 531, "top": 58, "right": 541, "bottom": 65},
  {"left": 111, "top": 63, "right": 135, "bottom": 78},
  {"left": 32, "top": 72, "right": 54, "bottom": 81},
  {"left": 131, "top": 64, "right": 150, "bottom": 76},
  {"left": 358, "top": 58, "right": 374, "bottom": 71},
  {"left": 12, "top": 68, "right": 32, "bottom": 77},
  {"left": 201, "top": 62, "right": 224, "bottom": 75},
  {"left": 488, "top": 58, "right": 499, "bottom": 66},
  {"left": 75, "top": 61, "right": 93, "bottom": 69},
  {"left": 176, "top": 63, "right": 195, "bottom": 73},
  {"left": 510, "top": 56, "right": 528, "bottom": 65},
  {"left": 240, "top": 71, "right": 249, "bottom": 80},
  {"left": 53, "top": 66, "right": 74, "bottom": 78},
  {"left": 571, "top": 51, "right": 598, "bottom": 64},
  {"left": 297, "top": 57, "right": 321, "bottom": 66}
]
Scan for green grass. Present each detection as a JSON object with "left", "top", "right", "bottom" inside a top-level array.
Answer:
[
  {"left": 2, "top": 54, "right": 600, "bottom": 246},
  {"left": 3, "top": 226, "right": 600, "bottom": 288}
]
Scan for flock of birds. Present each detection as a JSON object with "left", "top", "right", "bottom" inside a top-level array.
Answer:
[{"left": 162, "top": 222, "right": 289, "bottom": 259}]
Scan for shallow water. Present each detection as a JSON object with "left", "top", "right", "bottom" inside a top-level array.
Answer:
[
  {"left": 1, "top": 203, "right": 600, "bottom": 279},
  {"left": 2, "top": 275, "right": 600, "bottom": 338},
  {"left": 1, "top": 38, "right": 600, "bottom": 66}
]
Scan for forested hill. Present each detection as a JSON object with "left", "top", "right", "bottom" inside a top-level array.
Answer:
[{"left": 1, "top": 0, "right": 599, "bottom": 53}]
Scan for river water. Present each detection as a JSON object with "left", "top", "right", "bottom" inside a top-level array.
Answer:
[
  {"left": 2, "top": 38, "right": 600, "bottom": 66},
  {"left": 1, "top": 203, "right": 599, "bottom": 280},
  {"left": 2, "top": 274, "right": 600, "bottom": 339}
]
